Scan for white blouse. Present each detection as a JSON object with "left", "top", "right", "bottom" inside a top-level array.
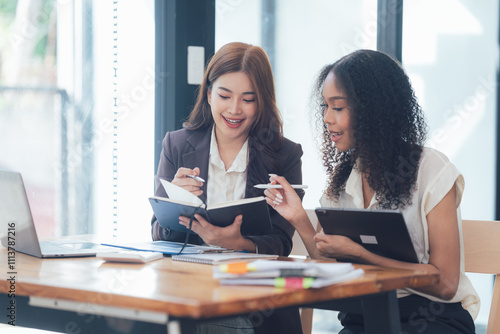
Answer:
[
  {"left": 319, "top": 147, "right": 480, "bottom": 319},
  {"left": 206, "top": 127, "right": 248, "bottom": 207}
]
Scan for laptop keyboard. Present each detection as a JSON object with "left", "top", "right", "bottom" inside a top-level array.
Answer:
[{"left": 40, "top": 242, "right": 93, "bottom": 254}]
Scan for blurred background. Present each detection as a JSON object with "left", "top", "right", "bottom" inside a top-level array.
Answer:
[{"left": 0, "top": 0, "right": 497, "bottom": 332}]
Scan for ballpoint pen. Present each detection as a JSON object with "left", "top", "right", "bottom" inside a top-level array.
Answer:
[
  {"left": 253, "top": 184, "right": 308, "bottom": 189},
  {"left": 187, "top": 175, "right": 205, "bottom": 182}
]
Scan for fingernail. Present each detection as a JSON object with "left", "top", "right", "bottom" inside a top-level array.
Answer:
[
  {"left": 273, "top": 200, "right": 280, "bottom": 206},
  {"left": 276, "top": 193, "right": 283, "bottom": 200},
  {"left": 274, "top": 197, "right": 282, "bottom": 203}
]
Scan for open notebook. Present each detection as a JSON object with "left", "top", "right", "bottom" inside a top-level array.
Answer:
[{"left": 149, "top": 179, "right": 272, "bottom": 235}]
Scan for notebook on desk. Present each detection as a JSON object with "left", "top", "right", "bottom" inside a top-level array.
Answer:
[
  {"left": 0, "top": 170, "right": 113, "bottom": 258},
  {"left": 101, "top": 239, "right": 231, "bottom": 255},
  {"left": 315, "top": 207, "right": 419, "bottom": 263}
]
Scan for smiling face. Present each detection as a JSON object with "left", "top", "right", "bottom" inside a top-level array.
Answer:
[
  {"left": 207, "top": 71, "right": 258, "bottom": 146},
  {"left": 322, "top": 71, "right": 355, "bottom": 152}
]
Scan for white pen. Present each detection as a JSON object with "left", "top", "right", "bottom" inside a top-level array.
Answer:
[
  {"left": 254, "top": 184, "right": 308, "bottom": 189},
  {"left": 187, "top": 174, "right": 205, "bottom": 182}
]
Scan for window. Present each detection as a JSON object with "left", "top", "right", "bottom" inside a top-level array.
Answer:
[
  {"left": 0, "top": 0, "right": 155, "bottom": 241},
  {"left": 403, "top": 0, "right": 498, "bottom": 328},
  {"left": 216, "top": 0, "right": 378, "bottom": 208}
]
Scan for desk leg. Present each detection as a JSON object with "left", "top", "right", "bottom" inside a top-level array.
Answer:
[
  {"left": 362, "top": 290, "right": 401, "bottom": 334},
  {"left": 168, "top": 317, "right": 197, "bottom": 334}
]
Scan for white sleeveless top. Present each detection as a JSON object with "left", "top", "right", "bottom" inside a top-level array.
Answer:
[{"left": 319, "top": 147, "right": 480, "bottom": 319}]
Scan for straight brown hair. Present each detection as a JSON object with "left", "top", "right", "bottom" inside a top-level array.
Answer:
[
  {"left": 184, "top": 42, "right": 285, "bottom": 195},
  {"left": 184, "top": 42, "right": 283, "bottom": 145}
]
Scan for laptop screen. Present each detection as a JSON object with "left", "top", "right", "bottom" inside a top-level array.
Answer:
[{"left": 0, "top": 170, "right": 43, "bottom": 257}]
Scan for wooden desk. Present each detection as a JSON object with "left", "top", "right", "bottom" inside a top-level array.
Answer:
[{"left": 0, "top": 249, "right": 438, "bottom": 333}]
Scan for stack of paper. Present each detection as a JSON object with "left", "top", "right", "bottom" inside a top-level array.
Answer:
[{"left": 214, "top": 260, "right": 364, "bottom": 289}]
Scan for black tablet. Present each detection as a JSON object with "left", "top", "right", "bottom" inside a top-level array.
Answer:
[{"left": 315, "top": 207, "right": 419, "bottom": 263}]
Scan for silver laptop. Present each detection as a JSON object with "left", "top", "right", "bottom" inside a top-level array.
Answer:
[{"left": 0, "top": 170, "right": 111, "bottom": 258}]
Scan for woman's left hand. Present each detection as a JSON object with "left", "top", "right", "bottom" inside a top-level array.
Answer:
[
  {"left": 178, "top": 214, "right": 249, "bottom": 250},
  {"left": 314, "top": 230, "right": 364, "bottom": 261}
]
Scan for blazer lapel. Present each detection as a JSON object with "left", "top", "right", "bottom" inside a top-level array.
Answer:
[{"left": 182, "top": 127, "right": 211, "bottom": 203}]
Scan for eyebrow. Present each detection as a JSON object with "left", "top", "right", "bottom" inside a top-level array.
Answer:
[
  {"left": 218, "top": 87, "right": 255, "bottom": 95},
  {"left": 325, "top": 96, "right": 347, "bottom": 102}
]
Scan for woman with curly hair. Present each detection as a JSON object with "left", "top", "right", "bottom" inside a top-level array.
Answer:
[{"left": 264, "top": 49, "right": 479, "bottom": 333}]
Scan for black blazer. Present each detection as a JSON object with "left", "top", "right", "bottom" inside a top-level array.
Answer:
[{"left": 151, "top": 126, "right": 304, "bottom": 255}]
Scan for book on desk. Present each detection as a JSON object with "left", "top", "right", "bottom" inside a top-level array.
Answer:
[
  {"left": 101, "top": 240, "right": 230, "bottom": 255},
  {"left": 149, "top": 179, "right": 273, "bottom": 235},
  {"left": 171, "top": 252, "right": 278, "bottom": 265},
  {"left": 213, "top": 260, "right": 364, "bottom": 288}
]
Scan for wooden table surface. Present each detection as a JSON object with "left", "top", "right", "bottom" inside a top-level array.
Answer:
[{"left": 0, "top": 249, "right": 439, "bottom": 319}]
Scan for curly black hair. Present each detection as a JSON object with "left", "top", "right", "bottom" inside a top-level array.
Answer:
[{"left": 313, "top": 50, "right": 428, "bottom": 209}]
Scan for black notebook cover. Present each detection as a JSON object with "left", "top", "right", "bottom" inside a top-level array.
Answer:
[{"left": 149, "top": 196, "right": 273, "bottom": 236}]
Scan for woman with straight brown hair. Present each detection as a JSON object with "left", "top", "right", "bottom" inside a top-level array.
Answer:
[{"left": 151, "top": 42, "right": 304, "bottom": 334}]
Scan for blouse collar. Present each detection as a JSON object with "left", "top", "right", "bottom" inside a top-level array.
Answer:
[{"left": 209, "top": 126, "right": 249, "bottom": 173}]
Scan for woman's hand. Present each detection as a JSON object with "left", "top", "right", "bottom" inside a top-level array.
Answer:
[
  {"left": 178, "top": 214, "right": 255, "bottom": 252},
  {"left": 314, "top": 230, "right": 365, "bottom": 261},
  {"left": 263, "top": 174, "right": 305, "bottom": 223},
  {"left": 172, "top": 167, "right": 204, "bottom": 196}
]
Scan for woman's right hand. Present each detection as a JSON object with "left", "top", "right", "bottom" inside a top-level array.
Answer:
[
  {"left": 263, "top": 175, "right": 305, "bottom": 223},
  {"left": 172, "top": 167, "right": 204, "bottom": 196}
]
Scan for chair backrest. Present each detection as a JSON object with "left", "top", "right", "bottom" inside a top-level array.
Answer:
[
  {"left": 462, "top": 219, "right": 500, "bottom": 334},
  {"left": 290, "top": 209, "right": 320, "bottom": 257}
]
